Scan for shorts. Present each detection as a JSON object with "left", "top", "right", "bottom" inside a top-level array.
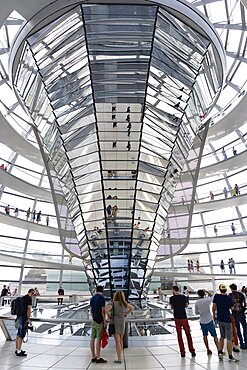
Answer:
[
  {"left": 219, "top": 321, "right": 232, "bottom": 340},
  {"left": 16, "top": 316, "right": 27, "bottom": 339},
  {"left": 200, "top": 321, "right": 217, "bottom": 337},
  {"left": 91, "top": 321, "right": 104, "bottom": 340}
]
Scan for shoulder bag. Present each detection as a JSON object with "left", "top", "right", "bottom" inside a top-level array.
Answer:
[{"left": 108, "top": 301, "right": 115, "bottom": 336}]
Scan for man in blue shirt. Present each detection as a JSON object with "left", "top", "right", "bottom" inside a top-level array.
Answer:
[
  {"left": 213, "top": 284, "right": 239, "bottom": 362},
  {"left": 90, "top": 286, "right": 107, "bottom": 364}
]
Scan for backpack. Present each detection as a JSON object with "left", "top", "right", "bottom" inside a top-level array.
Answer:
[{"left": 11, "top": 297, "right": 22, "bottom": 316}]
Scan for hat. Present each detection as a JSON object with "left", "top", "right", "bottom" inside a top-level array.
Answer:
[{"left": 219, "top": 284, "right": 227, "bottom": 290}]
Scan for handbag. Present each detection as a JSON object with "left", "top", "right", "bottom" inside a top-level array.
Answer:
[
  {"left": 108, "top": 301, "right": 115, "bottom": 336},
  {"left": 108, "top": 322, "right": 115, "bottom": 336},
  {"left": 101, "top": 328, "right": 109, "bottom": 348}
]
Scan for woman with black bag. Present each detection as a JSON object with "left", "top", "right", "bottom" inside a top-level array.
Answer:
[{"left": 106, "top": 291, "right": 134, "bottom": 364}]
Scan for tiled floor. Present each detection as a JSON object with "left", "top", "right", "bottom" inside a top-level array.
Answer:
[{"left": 0, "top": 322, "right": 247, "bottom": 369}]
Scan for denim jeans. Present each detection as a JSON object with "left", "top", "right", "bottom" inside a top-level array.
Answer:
[{"left": 233, "top": 312, "right": 247, "bottom": 346}]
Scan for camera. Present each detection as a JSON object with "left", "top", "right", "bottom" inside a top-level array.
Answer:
[{"left": 26, "top": 323, "right": 34, "bottom": 331}]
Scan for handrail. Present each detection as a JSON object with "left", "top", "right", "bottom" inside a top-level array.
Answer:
[
  {"left": 173, "top": 182, "right": 247, "bottom": 206},
  {"left": 164, "top": 228, "right": 247, "bottom": 240},
  {"left": 0, "top": 202, "right": 58, "bottom": 228},
  {"left": 196, "top": 136, "right": 246, "bottom": 166},
  {"left": 0, "top": 315, "right": 199, "bottom": 325}
]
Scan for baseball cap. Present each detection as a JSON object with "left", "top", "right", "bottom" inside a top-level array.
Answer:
[{"left": 219, "top": 284, "right": 227, "bottom": 290}]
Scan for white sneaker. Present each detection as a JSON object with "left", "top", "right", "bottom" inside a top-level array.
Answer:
[{"left": 228, "top": 357, "right": 239, "bottom": 362}]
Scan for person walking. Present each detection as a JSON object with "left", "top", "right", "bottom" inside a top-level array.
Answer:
[
  {"left": 127, "top": 122, "right": 132, "bottom": 136},
  {"left": 33, "top": 287, "right": 40, "bottom": 308},
  {"left": 14, "top": 208, "right": 19, "bottom": 217},
  {"left": 26, "top": 207, "right": 31, "bottom": 221},
  {"left": 1, "top": 284, "right": 8, "bottom": 297},
  {"left": 112, "top": 205, "right": 118, "bottom": 224},
  {"left": 105, "top": 291, "right": 134, "bottom": 364},
  {"left": 106, "top": 205, "right": 112, "bottom": 221},
  {"left": 230, "top": 258, "right": 236, "bottom": 274},
  {"left": 220, "top": 260, "right": 225, "bottom": 273},
  {"left": 33, "top": 287, "right": 40, "bottom": 296},
  {"left": 15, "top": 288, "right": 35, "bottom": 357},
  {"left": 212, "top": 284, "right": 239, "bottom": 362},
  {"left": 126, "top": 141, "right": 131, "bottom": 151},
  {"left": 228, "top": 258, "right": 233, "bottom": 274},
  {"left": 90, "top": 286, "right": 107, "bottom": 364},
  {"left": 223, "top": 187, "right": 228, "bottom": 199},
  {"left": 5, "top": 205, "right": 10, "bottom": 215},
  {"left": 229, "top": 283, "right": 247, "bottom": 349},
  {"left": 32, "top": 210, "right": 36, "bottom": 222},
  {"left": 214, "top": 225, "right": 218, "bottom": 236},
  {"left": 157, "top": 287, "right": 163, "bottom": 301},
  {"left": 209, "top": 191, "right": 214, "bottom": 201},
  {"left": 233, "top": 147, "right": 237, "bottom": 156},
  {"left": 183, "top": 286, "right": 190, "bottom": 304},
  {"left": 11, "top": 288, "right": 18, "bottom": 297},
  {"left": 1, "top": 285, "right": 8, "bottom": 306},
  {"left": 195, "top": 289, "right": 219, "bottom": 355},
  {"left": 234, "top": 184, "right": 239, "bottom": 195},
  {"left": 190, "top": 260, "right": 194, "bottom": 273},
  {"left": 222, "top": 147, "right": 227, "bottom": 160},
  {"left": 187, "top": 260, "right": 191, "bottom": 273},
  {"left": 36, "top": 211, "right": 41, "bottom": 223},
  {"left": 57, "top": 286, "right": 64, "bottom": 305},
  {"left": 46, "top": 215, "right": 49, "bottom": 226},
  {"left": 169, "top": 285, "right": 196, "bottom": 357},
  {"left": 231, "top": 222, "right": 236, "bottom": 235},
  {"left": 112, "top": 102, "right": 116, "bottom": 112},
  {"left": 196, "top": 260, "right": 200, "bottom": 273}
]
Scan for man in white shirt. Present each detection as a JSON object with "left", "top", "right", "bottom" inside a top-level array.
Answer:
[{"left": 195, "top": 289, "right": 219, "bottom": 355}]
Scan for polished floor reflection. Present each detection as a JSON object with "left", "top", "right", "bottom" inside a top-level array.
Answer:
[{"left": 0, "top": 321, "right": 247, "bottom": 370}]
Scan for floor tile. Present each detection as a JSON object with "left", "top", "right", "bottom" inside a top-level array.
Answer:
[
  {"left": 0, "top": 354, "right": 36, "bottom": 366},
  {"left": 89, "top": 361, "right": 125, "bottom": 369},
  {"left": 52, "top": 355, "right": 91, "bottom": 368},
  {"left": 124, "top": 347, "right": 152, "bottom": 356},
  {"left": 0, "top": 331, "right": 246, "bottom": 370},
  {"left": 43, "top": 347, "right": 76, "bottom": 356},
  {"left": 125, "top": 355, "right": 163, "bottom": 368},
  {"left": 147, "top": 346, "right": 177, "bottom": 355},
  {"left": 156, "top": 354, "right": 206, "bottom": 368},
  {"left": 10, "top": 367, "right": 49, "bottom": 370},
  {"left": 20, "top": 354, "right": 64, "bottom": 367},
  {"left": 69, "top": 348, "right": 92, "bottom": 356}
]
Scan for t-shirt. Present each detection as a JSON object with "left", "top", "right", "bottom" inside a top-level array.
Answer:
[
  {"left": 90, "top": 293, "right": 106, "bottom": 324},
  {"left": 169, "top": 294, "right": 187, "bottom": 319},
  {"left": 213, "top": 294, "right": 233, "bottom": 323},
  {"left": 229, "top": 291, "right": 246, "bottom": 314},
  {"left": 1, "top": 288, "right": 8, "bottom": 296},
  {"left": 18, "top": 294, "right": 32, "bottom": 320},
  {"left": 58, "top": 288, "right": 64, "bottom": 296},
  {"left": 195, "top": 296, "right": 213, "bottom": 324}
]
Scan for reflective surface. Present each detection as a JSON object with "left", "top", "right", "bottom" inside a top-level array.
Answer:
[{"left": 12, "top": 3, "right": 224, "bottom": 298}]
